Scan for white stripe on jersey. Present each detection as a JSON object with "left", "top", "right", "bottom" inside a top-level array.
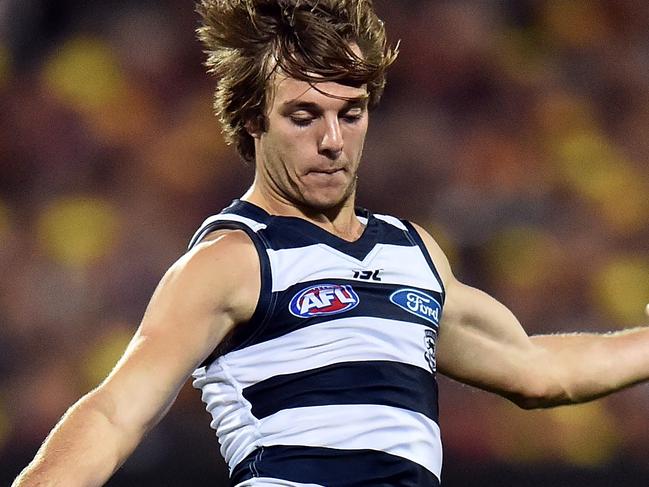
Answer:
[
  {"left": 235, "top": 479, "right": 325, "bottom": 487},
  {"left": 201, "top": 213, "right": 268, "bottom": 233},
  {"left": 196, "top": 317, "right": 434, "bottom": 388},
  {"left": 373, "top": 213, "right": 408, "bottom": 230},
  {"left": 258, "top": 404, "right": 443, "bottom": 478},
  {"left": 266, "top": 243, "right": 443, "bottom": 293}
]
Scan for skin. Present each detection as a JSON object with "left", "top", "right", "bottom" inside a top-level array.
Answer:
[
  {"left": 12, "top": 229, "right": 262, "bottom": 486},
  {"left": 243, "top": 73, "right": 371, "bottom": 241},
  {"left": 416, "top": 226, "right": 649, "bottom": 408},
  {"left": 13, "top": 68, "right": 649, "bottom": 487}
]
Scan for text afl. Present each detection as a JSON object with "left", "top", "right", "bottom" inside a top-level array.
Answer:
[{"left": 289, "top": 284, "right": 360, "bottom": 318}]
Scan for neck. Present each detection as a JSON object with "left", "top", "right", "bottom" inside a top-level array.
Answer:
[{"left": 241, "top": 183, "right": 365, "bottom": 242}]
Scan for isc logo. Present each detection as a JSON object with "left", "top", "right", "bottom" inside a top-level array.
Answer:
[{"left": 289, "top": 284, "right": 360, "bottom": 318}]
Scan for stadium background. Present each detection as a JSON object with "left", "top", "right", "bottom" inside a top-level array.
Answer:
[{"left": 1, "top": 0, "right": 649, "bottom": 485}]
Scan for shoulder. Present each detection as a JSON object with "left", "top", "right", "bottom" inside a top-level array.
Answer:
[
  {"left": 405, "top": 221, "right": 454, "bottom": 288},
  {"left": 406, "top": 222, "right": 493, "bottom": 327},
  {"left": 163, "top": 229, "right": 261, "bottom": 324},
  {"left": 179, "top": 229, "right": 258, "bottom": 274}
]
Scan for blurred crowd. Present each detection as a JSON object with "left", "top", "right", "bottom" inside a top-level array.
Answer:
[{"left": 1, "top": 0, "right": 649, "bottom": 485}]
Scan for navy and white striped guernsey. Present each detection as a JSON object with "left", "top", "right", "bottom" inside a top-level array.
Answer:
[{"left": 189, "top": 199, "right": 446, "bottom": 487}]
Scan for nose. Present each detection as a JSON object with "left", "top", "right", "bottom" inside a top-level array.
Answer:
[{"left": 318, "top": 116, "right": 343, "bottom": 159}]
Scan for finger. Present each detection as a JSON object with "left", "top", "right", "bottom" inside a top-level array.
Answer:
[{"left": 645, "top": 303, "right": 649, "bottom": 318}]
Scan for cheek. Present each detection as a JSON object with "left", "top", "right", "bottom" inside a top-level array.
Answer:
[
  {"left": 346, "top": 128, "right": 368, "bottom": 155},
  {"left": 276, "top": 129, "right": 316, "bottom": 159},
  {"left": 262, "top": 129, "right": 313, "bottom": 173},
  {"left": 345, "top": 117, "right": 368, "bottom": 144}
]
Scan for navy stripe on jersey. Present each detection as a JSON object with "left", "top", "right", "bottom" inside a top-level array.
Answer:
[
  {"left": 401, "top": 220, "right": 446, "bottom": 302},
  {"left": 188, "top": 200, "right": 267, "bottom": 248},
  {"left": 223, "top": 200, "right": 414, "bottom": 260},
  {"left": 238, "top": 280, "right": 442, "bottom": 349},
  {"left": 263, "top": 214, "right": 380, "bottom": 260},
  {"left": 222, "top": 199, "right": 271, "bottom": 223},
  {"left": 231, "top": 445, "right": 440, "bottom": 487},
  {"left": 243, "top": 361, "right": 439, "bottom": 421},
  {"left": 260, "top": 213, "right": 413, "bottom": 253}
]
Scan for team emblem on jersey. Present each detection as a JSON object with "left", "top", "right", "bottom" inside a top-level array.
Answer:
[
  {"left": 424, "top": 329, "right": 437, "bottom": 374},
  {"left": 289, "top": 283, "right": 360, "bottom": 318},
  {"left": 389, "top": 288, "right": 441, "bottom": 326}
]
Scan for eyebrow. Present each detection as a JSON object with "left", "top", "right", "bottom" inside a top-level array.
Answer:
[{"left": 281, "top": 96, "right": 369, "bottom": 113}]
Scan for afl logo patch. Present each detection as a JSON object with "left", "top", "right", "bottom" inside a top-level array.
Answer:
[
  {"left": 289, "top": 284, "right": 360, "bottom": 318},
  {"left": 390, "top": 288, "right": 441, "bottom": 327}
]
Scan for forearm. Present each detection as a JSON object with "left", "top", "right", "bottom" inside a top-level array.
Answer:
[
  {"left": 530, "top": 326, "right": 649, "bottom": 406},
  {"left": 12, "top": 390, "right": 144, "bottom": 487}
]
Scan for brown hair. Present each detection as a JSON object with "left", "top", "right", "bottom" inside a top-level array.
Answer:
[{"left": 196, "top": 0, "right": 398, "bottom": 162}]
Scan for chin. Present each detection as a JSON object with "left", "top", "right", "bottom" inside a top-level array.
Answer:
[{"left": 303, "top": 198, "right": 344, "bottom": 212}]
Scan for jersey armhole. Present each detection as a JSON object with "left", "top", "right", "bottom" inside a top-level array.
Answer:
[
  {"left": 188, "top": 220, "right": 275, "bottom": 364},
  {"left": 401, "top": 220, "right": 446, "bottom": 304}
]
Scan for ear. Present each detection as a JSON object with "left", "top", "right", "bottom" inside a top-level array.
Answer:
[{"left": 245, "top": 115, "right": 266, "bottom": 139}]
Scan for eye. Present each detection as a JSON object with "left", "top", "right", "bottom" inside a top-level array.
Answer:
[
  {"left": 290, "top": 116, "right": 315, "bottom": 127},
  {"left": 289, "top": 111, "right": 316, "bottom": 127},
  {"left": 341, "top": 108, "right": 364, "bottom": 124}
]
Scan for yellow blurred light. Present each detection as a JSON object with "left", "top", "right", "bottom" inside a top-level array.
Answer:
[
  {"left": 597, "top": 175, "right": 649, "bottom": 235},
  {"left": 548, "top": 402, "right": 620, "bottom": 467},
  {"left": 37, "top": 196, "right": 120, "bottom": 268},
  {"left": 542, "top": 1, "right": 610, "bottom": 49},
  {"left": 556, "top": 132, "right": 623, "bottom": 198},
  {"left": 592, "top": 256, "right": 649, "bottom": 323},
  {"left": 554, "top": 132, "right": 649, "bottom": 233},
  {"left": 42, "top": 36, "right": 125, "bottom": 113},
  {"left": 490, "top": 401, "right": 620, "bottom": 467},
  {"left": 41, "top": 37, "right": 158, "bottom": 145},
  {"left": 485, "top": 226, "right": 561, "bottom": 289},
  {"left": 81, "top": 325, "right": 133, "bottom": 388}
]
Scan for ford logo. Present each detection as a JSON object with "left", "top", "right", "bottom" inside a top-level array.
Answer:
[{"left": 390, "top": 288, "right": 441, "bottom": 326}]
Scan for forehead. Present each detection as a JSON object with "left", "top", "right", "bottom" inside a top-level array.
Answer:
[{"left": 268, "top": 76, "right": 369, "bottom": 111}]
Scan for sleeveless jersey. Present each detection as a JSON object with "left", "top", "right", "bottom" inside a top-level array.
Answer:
[{"left": 189, "top": 200, "right": 446, "bottom": 487}]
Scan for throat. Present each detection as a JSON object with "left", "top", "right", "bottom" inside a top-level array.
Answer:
[
  {"left": 324, "top": 220, "right": 366, "bottom": 242},
  {"left": 242, "top": 185, "right": 365, "bottom": 241},
  {"left": 296, "top": 204, "right": 366, "bottom": 242}
]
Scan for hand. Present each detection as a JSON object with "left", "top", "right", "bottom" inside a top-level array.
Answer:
[{"left": 646, "top": 303, "right": 649, "bottom": 318}]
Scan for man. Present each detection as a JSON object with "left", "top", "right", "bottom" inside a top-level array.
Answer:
[{"left": 13, "top": 1, "right": 649, "bottom": 486}]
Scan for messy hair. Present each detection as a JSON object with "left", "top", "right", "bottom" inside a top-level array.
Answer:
[{"left": 196, "top": 0, "right": 398, "bottom": 162}]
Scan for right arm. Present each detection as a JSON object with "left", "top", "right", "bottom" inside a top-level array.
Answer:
[{"left": 12, "top": 230, "right": 260, "bottom": 487}]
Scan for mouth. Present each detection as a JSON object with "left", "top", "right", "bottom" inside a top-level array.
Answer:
[{"left": 308, "top": 167, "right": 345, "bottom": 175}]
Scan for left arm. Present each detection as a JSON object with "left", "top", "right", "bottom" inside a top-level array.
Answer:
[
  {"left": 412, "top": 223, "right": 649, "bottom": 409},
  {"left": 529, "top": 329, "right": 649, "bottom": 405}
]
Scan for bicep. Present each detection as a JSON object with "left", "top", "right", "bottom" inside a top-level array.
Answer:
[
  {"left": 409, "top": 222, "right": 556, "bottom": 403},
  {"left": 92, "top": 232, "right": 259, "bottom": 437},
  {"left": 436, "top": 278, "right": 552, "bottom": 403}
]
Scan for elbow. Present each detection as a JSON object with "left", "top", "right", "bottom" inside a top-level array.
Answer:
[
  {"left": 505, "top": 377, "right": 574, "bottom": 410},
  {"left": 508, "top": 394, "right": 555, "bottom": 410}
]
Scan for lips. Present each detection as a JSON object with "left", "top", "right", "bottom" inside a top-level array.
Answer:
[{"left": 308, "top": 167, "right": 344, "bottom": 175}]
